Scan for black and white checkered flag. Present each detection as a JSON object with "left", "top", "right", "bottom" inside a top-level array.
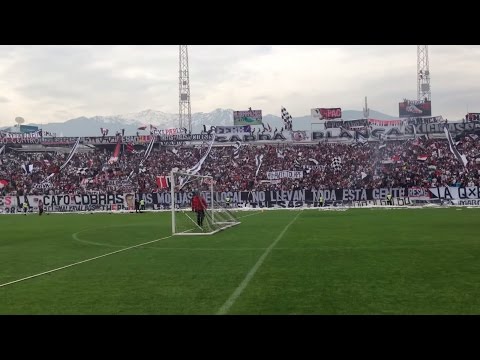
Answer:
[
  {"left": 76, "top": 168, "right": 88, "bottom": 175},
  {"left": 331, "top": 157, "right": 342, "bottom": 172},
  {"left": 281, "top": 106, "right": 293, "bottom": 131}
]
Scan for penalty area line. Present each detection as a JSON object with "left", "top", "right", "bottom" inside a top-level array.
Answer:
[{"left": 0, "top": 234, "right": 174, "bottom": 289}]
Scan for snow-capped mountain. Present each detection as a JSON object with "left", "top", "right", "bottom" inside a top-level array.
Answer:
[
  {"left": 103, "top": 109, "right": 178, "bottom": 126},
  {"left": 20, "top": 108, "right": 399, "bottom": 137}
]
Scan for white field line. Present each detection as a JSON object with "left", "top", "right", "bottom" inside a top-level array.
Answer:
[
  {"left": 71, "top": 211, "right": 260, "bottom": 248},
  {"left": 216, "top": 211, "right": 301, "bottom": 315},
  {"left": 0, "top": 211, "right": 263, "bottom": 289},
  {"left": 0, "top": 234, "right": 173, "bottom": 288}
]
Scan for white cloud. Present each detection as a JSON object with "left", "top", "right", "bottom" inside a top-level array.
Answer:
[{"left": 0, "top": 45, "right": 478, "bottom": 126}]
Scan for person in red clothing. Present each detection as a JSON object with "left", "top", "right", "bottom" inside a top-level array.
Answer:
[{"left": 191, "top": 191, "right": 208, "bottom": 227}]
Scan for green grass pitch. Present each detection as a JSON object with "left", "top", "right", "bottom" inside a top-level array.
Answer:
[{"left": 1, "top": 208, "right": 480, "bottom": 314}]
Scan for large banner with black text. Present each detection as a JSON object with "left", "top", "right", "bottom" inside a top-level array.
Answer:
[{"left": 5, "top": 187, "right": 480, "bottom": 213}]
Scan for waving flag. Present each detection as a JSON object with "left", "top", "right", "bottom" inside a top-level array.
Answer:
[
  {"left": 108, "top": 137, "right": 122, "bottom": 164},
  {"left": 156, "top": 175, "right": 171, "bottom": 189},
  {"left": 40, "top": 137, "right": 80, "bottom": 184},
  {"left": 232, "top": 141, "right": 241, "bottom": 159},
  {"left": 281, "top": 106, "right": 293, "bottom": 131},
  {"left": 444, "top": 125, "right": 468, "bottom": 168},
  {"left": 60, "top": 137, "right": 80, "bottom": 171},
  {"left": 22, "top": 164, "right": 34, "bottom": 175},
  {"left": 127, "top": 136, "right": 156, "bottom": 180},
  {"left": 186, "top": 132, "right": 216, "bottom": 175},
  {"left": 175, "top": 133, "right": 216, "bottom": 191},
  {"left": 255, "top": 154, "right": 264, "bottom": 177}
]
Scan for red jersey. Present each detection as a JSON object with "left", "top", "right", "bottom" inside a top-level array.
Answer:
[{"left": 192, "top": 195, "right": 207, "bottom": 211}]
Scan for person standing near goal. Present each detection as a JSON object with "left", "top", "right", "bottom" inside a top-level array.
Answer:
[
  {"left": 38, "top": 200, "right": 44, "bottom": 216},
  {"left": 192, "top": 191, "right": 207, "bottom": 227}
]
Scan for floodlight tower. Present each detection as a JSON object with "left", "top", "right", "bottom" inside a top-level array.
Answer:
[
  {"left": 417, "top": 45, "right": 431, "bottom": 103},
  {"left": 179, "top": 45, "right": 192, "bottom": 133}
]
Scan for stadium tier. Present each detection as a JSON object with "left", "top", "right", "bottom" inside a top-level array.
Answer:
[{"left": 1, "top": 125, "right": 480, "bottom": 213}]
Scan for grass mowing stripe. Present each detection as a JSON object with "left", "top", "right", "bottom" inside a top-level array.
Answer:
[
  {"left": 0, "top": 234, "right": 174, "bottom": 289},
  {"left": 71, "top": 211, "right": 261, "bottom": 249},
  {"left": 1, "top": 212, "right": 261, "bottom": 289},
  {"left": 216, "top": 211, "right": 301, "bottom": 315},
  {"left": 72, "top": 230, "right": 127, "bottom": 248}
]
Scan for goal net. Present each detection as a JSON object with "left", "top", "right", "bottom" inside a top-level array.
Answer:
[{"left": 171, "top": 171, "right": 240, "bottom": 235}]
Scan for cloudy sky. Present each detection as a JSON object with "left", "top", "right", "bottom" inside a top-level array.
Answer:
[{"left": 0, "top": 45, "right": 478, "bottom": 126}]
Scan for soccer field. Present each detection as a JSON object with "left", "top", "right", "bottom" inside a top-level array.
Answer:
[{"left": 1, "top": 208, "right": 480, "bottom": 314}]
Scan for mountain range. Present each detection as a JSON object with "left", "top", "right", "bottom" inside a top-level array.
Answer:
[{"left": 3, "top": 108, "right": 400, "bottom": 137}]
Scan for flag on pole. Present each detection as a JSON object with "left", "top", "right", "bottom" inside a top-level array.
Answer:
[
  {"left": 255, "top": 154, "right": 264, "bottom": 177},
  {"left": 186, "top": 132, "right": 216, "bottom": 175},
  {"left": 59, "top": 137, "right": 81, "bottom": 171},
  {"left": 232, "top": 141, "right": 241, "bottom": 159},
  {"left": 108, "top": 137, "right": 122, "bottom": 164},
  {"left": 281, "top": 106, "right": 293, "bottom": 131},
  {"left": 444, "top": 125, "right": 468, "bottom": 168}
]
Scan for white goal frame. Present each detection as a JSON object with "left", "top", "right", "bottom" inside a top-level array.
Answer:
[{"left": 171, "top": 171, "right": 240, "bottom": 236}]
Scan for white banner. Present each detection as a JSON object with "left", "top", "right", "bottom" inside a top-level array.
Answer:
[
  {"left": 0, "top": 194, "right": 132, "bottom": 213},
  {"left": 0, "top": 130, "right": 42, "bottom": 139},
  {"left": 216, "top": 126, "right": 251, "bottom": 134},
  {"left": 151, "top": 127, "right": 187, "bottom": 135},
  {"left": 266, "top": 170, "right": 304, "bottom": 180},
  {"left": 429, "top": 186, "right": 480, "bottom": 200}
]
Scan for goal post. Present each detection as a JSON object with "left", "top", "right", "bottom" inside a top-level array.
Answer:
[{"left": 170, "top": 170, "right": 240, "bottom": 236}]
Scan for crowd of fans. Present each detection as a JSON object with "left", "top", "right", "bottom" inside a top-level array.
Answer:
[{"left": 1, "top": 136, "right": 480, "bottom": 196}]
